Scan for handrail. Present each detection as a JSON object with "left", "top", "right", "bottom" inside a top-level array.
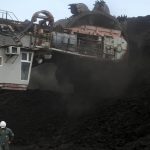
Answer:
[{"left": 0, "top": 9, "right": 19, "bottom": 21}]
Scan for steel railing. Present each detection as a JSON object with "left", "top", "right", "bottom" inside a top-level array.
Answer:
[{"left": 0, "top": 9, "right": 19, "bottom": 21}]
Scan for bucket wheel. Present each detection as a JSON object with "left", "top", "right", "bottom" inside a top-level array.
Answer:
[{"left": 31, "top": 10, "right": 54, "bottom": 28}]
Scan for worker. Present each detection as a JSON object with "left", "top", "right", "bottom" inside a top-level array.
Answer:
[{"left": 0, "top": 121, "right": 14, "bottom": 150}]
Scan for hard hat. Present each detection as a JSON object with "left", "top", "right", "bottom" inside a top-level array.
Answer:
[{"left": 0, "top": 121, "right": 6, "bottom": 128}]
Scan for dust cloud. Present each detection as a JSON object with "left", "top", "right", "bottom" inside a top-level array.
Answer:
[{"left": 29, "top": 63, "right": 74, "bottom": 94}]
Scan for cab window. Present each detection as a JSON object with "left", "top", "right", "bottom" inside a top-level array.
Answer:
[
  {"left": 0, "top": 56, "right": 3, "bottom": 66},
  {"left": 21, "top": 52, "right": 32, "bottom": 80}
]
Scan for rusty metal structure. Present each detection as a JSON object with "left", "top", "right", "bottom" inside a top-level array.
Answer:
[
  {"left": 53, "top": 1, "right": 127, "bottom": 60},
  {"left": 0, "top": 0, "right": 128, "bottom": 90}
]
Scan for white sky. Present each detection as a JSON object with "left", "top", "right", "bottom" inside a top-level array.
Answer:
[{"left": 0, "top": 0, "right": 150, "bottom": 21}]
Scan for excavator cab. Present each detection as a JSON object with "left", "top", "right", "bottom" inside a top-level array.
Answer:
[{"left": 0, "top": 10, "right": 53, "bottom": 90}]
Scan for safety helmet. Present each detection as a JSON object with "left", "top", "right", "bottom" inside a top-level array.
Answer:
[{"left": 0, "top": 121, "right": 6, "bottom": 128}]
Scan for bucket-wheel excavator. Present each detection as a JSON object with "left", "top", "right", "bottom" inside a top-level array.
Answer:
[{"left": 0, "top": 0, "right": 127, "bottom": 90}]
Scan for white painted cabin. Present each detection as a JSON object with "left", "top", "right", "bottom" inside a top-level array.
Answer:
[{"left": 0, "top": 46, "right": 34, "bottom": 90}]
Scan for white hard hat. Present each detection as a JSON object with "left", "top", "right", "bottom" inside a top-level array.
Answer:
[{"left": 0, "top": 121, "right": 6, "bottom": 128}]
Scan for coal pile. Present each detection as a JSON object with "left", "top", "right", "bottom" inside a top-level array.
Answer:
[{"left": 1, "top": 15, "right": 150, "bottom": 150}]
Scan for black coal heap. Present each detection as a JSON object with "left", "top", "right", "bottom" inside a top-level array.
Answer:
[{"left": 1, "top": 15, "right": 150, "bottom": 150}]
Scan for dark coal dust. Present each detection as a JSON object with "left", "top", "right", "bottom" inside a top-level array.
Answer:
[{"left": 1, "top": 16, "right": 150, "bottom": 150}]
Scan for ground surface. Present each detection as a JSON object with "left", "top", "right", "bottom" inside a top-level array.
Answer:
[{"left": 1, "top": 15, "right": 150, "bottom": 150}]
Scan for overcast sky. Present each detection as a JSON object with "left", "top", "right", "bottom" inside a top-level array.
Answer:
[{"left": 0, "top": 0, "right": 150, "bottom": 21}]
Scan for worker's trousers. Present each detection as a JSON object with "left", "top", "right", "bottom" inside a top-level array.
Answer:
[{"left": 0, "top": 144, "right": 9, "bottom": 150}]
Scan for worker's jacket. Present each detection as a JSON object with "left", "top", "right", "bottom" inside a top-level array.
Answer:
[{"left": 0, "top": 128, "right": 14, "bottom": 145}]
